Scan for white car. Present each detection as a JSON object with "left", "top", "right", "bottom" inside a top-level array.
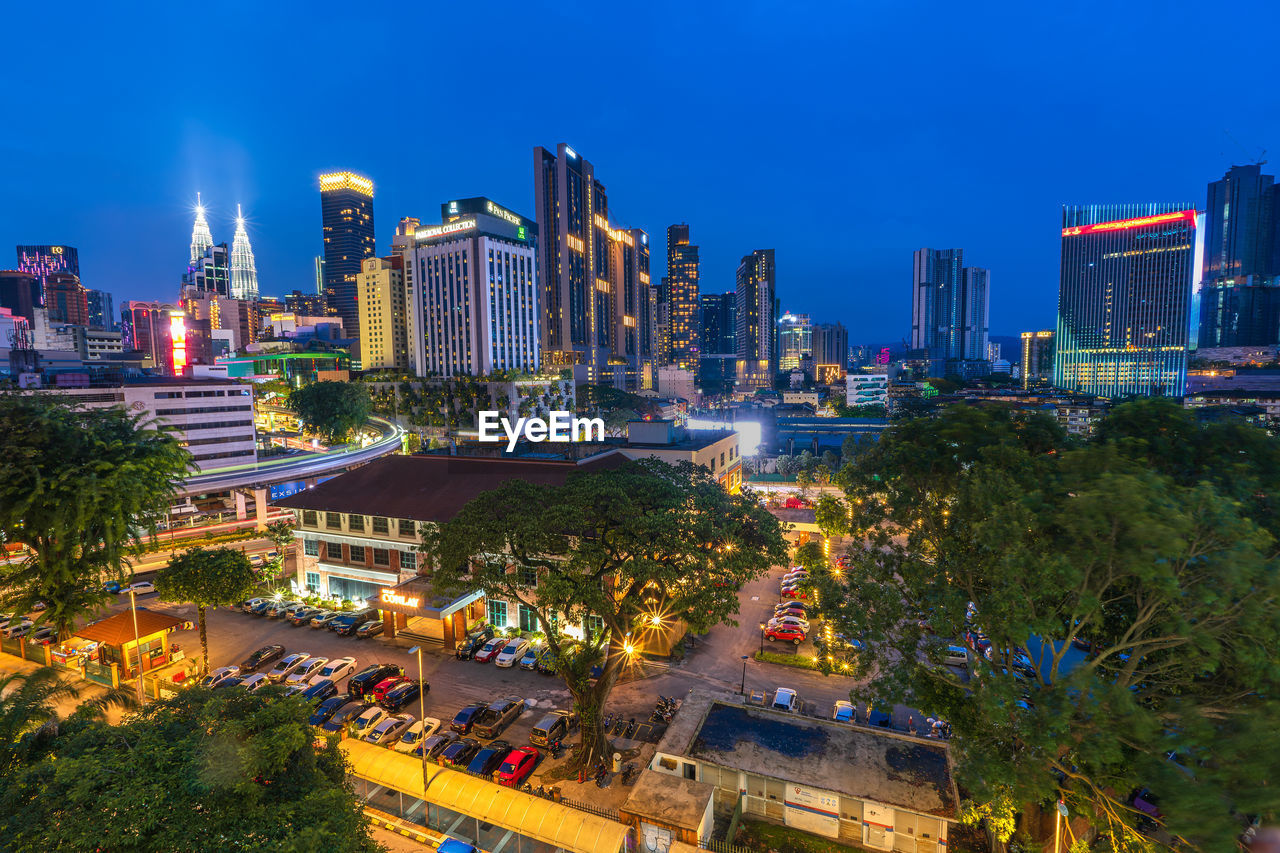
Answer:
[
  {"left": 940, "top": 645, "right": 968, "bottom": 668},
  {"left": 393, "top": 717, "right": 442, "bottom": 754},
  {"left": 3, "top": 620, "right": 34, "bottom": 638},
  {"left": 771, "top": 687, "right": 799, "bottom": 713},
  {"left": 364, "top": 713, "right": 415, "bottom": 746},
  {"left": 121, "top": 581, "right": 156, "bottom": 595},
  {"left": 310, "top": 656, "right": 357, "bottom": 686},
  {"left": 833, "top": 700, "right": 855, "bottom": 723},
  {"left": 350, "top": 706, "right": 389, "bottom": 738},
  {"left": 494, "top": 638, "right": 530, "bottom": 667},
  {"left": 284, "top": 657, "right": 329, "bottom": 686},
  {"left": 268, "top": 652, "right": 311, "bottom": 682},
  {"left": 200, "top": 665, "right": 240, "bottom": 688},
  {"left": 768, "top": 615, "right": 811, "bottom": 633},
  {"left": 240, "top": 673, "right": 271, "bottom": 692}
]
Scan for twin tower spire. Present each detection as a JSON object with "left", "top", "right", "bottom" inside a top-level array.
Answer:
[{"left": 188, "top": 192, "right": 259, "bottom": 300}]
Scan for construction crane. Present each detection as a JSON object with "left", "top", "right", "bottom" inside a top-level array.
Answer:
[{"left": 1223, "top": 130, "right": 1267, "bottom": 167}]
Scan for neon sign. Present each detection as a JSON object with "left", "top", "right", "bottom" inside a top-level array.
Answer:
[
  {"left": 1062, "top": 210, "right": 1196, "bottom": 237},
  {"left": 416, "top": 219, "right": 476, "bottom": 240},
  {"left": 169, "top": 313, "right": 187, "bottom": 374},
  {"left": 380, "top": 590, "right": 420, "bottom": 609},
  {"left": 484, "top": 200, "right": 522, "bottom": 226}
]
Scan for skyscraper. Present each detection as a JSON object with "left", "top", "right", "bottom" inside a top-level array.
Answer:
[
  {"left": 1196, "top": 164, "right": 1280, "bottom": 348},
  {"left": 16, "top": 244, "right": 79, "bottom": 284},
  {"left": 812, "top": 322, "right": 849, "bottom": 371},
  {"left": 44, "top": 273, "right": 89, "bottom": 325},
  {"left": 229, "top": 204, "right": 260, "bottom": 300},
  {"left": 700, "top": 292, "right": 736, "bottom": 354},
  {"left": 665, "top": 224, "right": 700, "bottom": 370},
  {"left": 188, "top": 195, "right": 213, "bottom": 267},
  {"left": 86, "top": 289, "right": 115, "bottom": 331},
  {"left": 735, "top": 249, "right": 777, "bottom": 387},
  {"left": 319, "top": 171, "right": 376, "bottom": 340},
  {"left": 533, "top": 144, "right": 650, "bottom": 389},
  {"left": 187, "top": 244, "right": 230, "bottom": 296},
  {"left": 911, "top": 248, "right": 990, "bottom": 376},
  {"left": 358, "top": 255, "right": 409, "bottom": 371},
  {"left": 1054, "top": 204, "right": 1197, "bottom": 397},
  {"left": 777, "top": 312, "right": 812, "bottom": 371}
]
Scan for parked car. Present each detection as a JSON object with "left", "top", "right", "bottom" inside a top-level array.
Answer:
[
  {"left": 380, "top": 681, "right": 426, "bottom": 713},
  {"left": 350, "top": 706, "right": 390, "bottom": 739},
  {"left": 3, "top": 620, "right": 34, "bottom": 638},
  {"left": 29, "top": 625, "right": 56, "bottom": 645},
  {"left": 833, "top": 700, "right": 855, "bottom": 723},
  {"left": 214, "top": 676, "right": 246, "bottom": 690},
  {"left": 330, "top": 609, "right": 378, "bottom": 635},
  {"left": 472, "top": 638, "right": 504, "bottom": 663},
  {"left": 439, "top": 737, "right": 482, "bottom": 767},
  {"left": 270, "top": 602, "right": 307, "bottom": 621},
  {"left": 240, "top": 673, "right": 272, "bottom": 693},
  {"left": 364, "top": 713, "right": 415, "bottom": 746},
  {"left": 355, "top": 620, "right": 384, "bottom": 639},
  {"left": 774, "top": 601, "right": 808, "bottom": 617},
  {"left": 285, "top": 657, "right": 329, "bottom": 686},
  {"left": 300, "top": 679, "right": 339, "bottom": 705},
  {"left": 466, "top": 740, "right": 513, "bottom": 776},
  {"left": 320, "top": 700, "right": 371, "bottom": 733},
  {"left": 121, "top": 581, "right": 156, "bottom": 596},
  {"left": 288, "top": 607, "right": 323, "bottom": 626},
  {"left": 250, "top": 599, "right": 277, "bottom": 616},
  {"left": 310, "top": 611, "right": 342, "bottom": 629},
  {"left": 102, "top": 581, "right": 122, "bottom": 594},
  {"left": 450, "top": 702, "right": 486, "bottom": 735},
  {"left": 529, "top": 710, "right": 577, "bottom": 748},
  {"left": 309, "top": 695, "right": 349, "bottom": 726},
  {"left": 241, "top": 598, "right": 267, "bottom": 613},
  {"left": 765, "top": 625, "right": 807, "bottom": 644},
  {"left": 771, "top": 687, "right": 799, "bottom": 713},
  {"left": 518, "top": 645, "right": 541, "bottom": 670},
  {"left": 780, "top": 587, "right": 810, "bottom": 600},
  {"left": 473, "top": 698, "right": 524, "bottom": 739},
  {"left": 310, "top": 656, "right": 358, "bottom": 686},
  {"left": 372, "top": 676, "right": 410, "bottom": 702},
  {"left": 497, "top": 746, "right": 540, "bottom": 787},
  {"left": 200, "top": 665, "right": 240, "bottom": 688},
  {"left": 348, "top": 663, "right": 403, "bottom": 699},
  {"left": 535, "top": 647, "right": 558, "bottom": 675},
  {"left": 494, "top": 638, "right": 530, "bottom": 668},
  {"left": 239, "top": 644, "right": 286, "bottom": 673},
  {"left": 268, "top": 653, "right": 311, "bottom": 682},
  {"left": 940, "top": 645, "right": 968, "bottom": 668},
  {"left": 394, "top": 717, "right": 442, "bottom": 754},
  {"left": 418, "top": 730, "right": 459, "bottom": 759},
  {"left": 768, "top": 615, "right": 810, "bottom": 633},
  {"left": 455, "top": 625, "right": 495, "bottom": 660}
]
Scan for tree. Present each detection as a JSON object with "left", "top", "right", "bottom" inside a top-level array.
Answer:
[
  {"left": 428, "top": 459, "right": 787, "bottom": 769},
  {"left": 813, "top": 494, "right": 847, "bottom": 538},
  {"left": 155, "top": 547, "right": 260, "bottom": 674},
  {"left": 264, "top": 518, "right": 296, "bottom": 574},
  {"left": 0, "top": 687, "right": 379, "bottom": 852},
  {"left": 287, "top": 380, "right": 371, "bottom": 444},
  {"left": 0, "top": 394, "right": 190, "bottom": 640},
  {"left": 822, "top": 405, "right": 1280, "bottom": 849},
  {"left": 775, "top": 454, "right": 801, "bottom": 480}
]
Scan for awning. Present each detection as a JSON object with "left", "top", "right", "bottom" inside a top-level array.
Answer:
[
  {"left": 341, "top": 739, "right": 630, "bottom": 853},
  {"left": 375, "top": 576, "right": 483, "bottom": 620}
]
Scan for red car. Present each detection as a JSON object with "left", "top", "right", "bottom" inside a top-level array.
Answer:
[
  {"left": 766, "top": 625, "right": 807, "bottom": 645},
  {"left": 496, "top": 746, "right": 540, "bottom": 787},
  {"left": 372, "top": 676, "right": 410, "bottom": 701},
  {"left": 473, "top": 638, "right": 505, "bottom": 663},
  {"left": 781, "top": 587, "right": 810, "bottom": 600},
  {"left": 775, "top": 602, "right": 808, "bottom": 618}
]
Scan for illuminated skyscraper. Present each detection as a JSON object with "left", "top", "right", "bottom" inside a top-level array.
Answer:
[
  {"left": 319, "top": 171, "right": 376, "bottom": 340},
  {"left": 1054, "top": 204, "right": 1197, "bottom": 397},
  {"left": 911, "top": 248, "right": 990, "bottom": 376},
  {"left": 1020, "top": 330, "right": 1055, "bottom": 388},
  {"left": 189, "top": 194, "right": 213, "bottom": 266},
  {"left": 229, "top": 204, "right": 260, "bottom": 300},
  {"left": 735, "top": 249, "right": 777, "bottom": 387},
  {"left": 777, "top": 312, "right": 812, "bottom": 371},
  {"left": 664, "top": 223, "right": 700, "bottom": 370}
]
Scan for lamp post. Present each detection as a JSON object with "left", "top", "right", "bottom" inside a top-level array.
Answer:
[
  {"left": 408, "top": 646, "right": 428, "bottom": 792},
  {"left": 1053, "top": 800, "right": 1068, "bottom": 853},
  {"left": 739, "top": 655, "right": 748, "bottom": 694},
  {"left": 759, "top": 623, "right": 766, "bottom": 656},
  {"left": 128, "top": 589, "right": 145, "bottom": 703}
]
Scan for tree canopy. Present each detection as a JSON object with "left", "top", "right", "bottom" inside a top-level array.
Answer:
[
  {"left": 0, "top": 394, "right": 190, "bottom": 639},
  {"left": 428, "top": 458, "right": 787, "bottom": 768},
  {"left": 0, "top": 684, "right": 377, "bottom": 852},
  {"left": 287, "top": 381, "right": 371, "bottom": 444},
  {"left": 821, "top": 403, "right": 1280, "bottom": 850},
  {"left": 156, "top": 547, "right": 261, "bottom": 674}
]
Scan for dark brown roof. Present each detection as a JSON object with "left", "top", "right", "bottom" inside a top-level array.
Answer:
[
  {"left": 75, "top": 609, "right": 188, "bottom": 646},
  {"left": 272, "top": 452, "right": 628, "bottom": 522}
]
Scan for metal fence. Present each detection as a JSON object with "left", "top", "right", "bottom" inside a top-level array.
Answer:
[
  {"left": 555, "top": 796, "right": 620, "bottom": 822},
  {"left": 699, "top": 840, "right": 754, "bottom": 853}
]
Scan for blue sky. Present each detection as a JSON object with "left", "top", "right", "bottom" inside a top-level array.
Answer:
[{"left": 3, "top": 0, "right": 1277, "bottom": 341}]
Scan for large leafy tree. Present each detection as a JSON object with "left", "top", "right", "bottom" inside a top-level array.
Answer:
[
  {"left": 0, "top": 686, "right": 378, "bottom": 852},
  {"left": 155, "top": 547, "right": 260, "bottom": 674},
  {"left": 0, "top": 394, "right": 190, "bottom": 640},
  {"left": 287, "top": 380, "right": 371, "bottom": 444},
  {"left": 428, "top": 459, "right": 787, "bottom": 769},
  {"left": 821, "top": 404, "right": 1280, "bottom": 850}
]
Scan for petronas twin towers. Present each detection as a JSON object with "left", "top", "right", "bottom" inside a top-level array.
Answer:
[{"left": 188, "top": 192, "right": 259, "bottom": 300}]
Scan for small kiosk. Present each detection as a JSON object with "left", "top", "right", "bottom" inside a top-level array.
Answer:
[{"left": 73, "top": 609, "right": 190, "bottom": 680}]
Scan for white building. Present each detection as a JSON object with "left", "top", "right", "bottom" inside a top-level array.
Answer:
[
  {"left": 404, "top": 199, "right": 539, "bottom": 377},
  {"left": 657, "top": 365, "right": 698, "bottom": 403},
  {"left": 847, "top": 373, "right": 889, "bottom": 408}
]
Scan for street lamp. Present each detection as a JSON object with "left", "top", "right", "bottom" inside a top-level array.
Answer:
[
  {"left": 408, "top": 646, "right": 428, "bottom": 791},
  {"left": 128, "top": 589, "right": 145, "bottom": 703},
  {"left": 759, "top": 622, "right": 766, "bottom": 656},
  {"left": 739, "top": 654, "right": 748, "bottom": 694}
]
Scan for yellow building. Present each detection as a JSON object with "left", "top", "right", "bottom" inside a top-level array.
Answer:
[{"left": 358, "top": 256, "right": 409, "bottom": 371}]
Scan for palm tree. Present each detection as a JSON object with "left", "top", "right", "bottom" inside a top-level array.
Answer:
[{"left": 0, "top": 667, "right": 136, "bottom": 777}]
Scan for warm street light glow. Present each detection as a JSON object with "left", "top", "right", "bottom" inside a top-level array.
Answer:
[
  {"left": 649, "top": 614, "right": 662, "bottom": 627},
  {"left": 624, "top": 643, "right": 635, "bottom": 655}
]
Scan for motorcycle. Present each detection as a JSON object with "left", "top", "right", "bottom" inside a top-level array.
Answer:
[
  {"left": 602, "top": 712, "right": 614, "bottom": 730},
  {"left": 549, "top": 740, "right": 563, "bottom": 759},
  {"left": 623, "top": 718, "right": 636, "bottom": 738}
]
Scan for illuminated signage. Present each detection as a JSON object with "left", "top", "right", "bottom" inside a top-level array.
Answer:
[
  {"left": 169, "top": 313, "right": 187, "bottom": 373},
  {"left": 1062, "top": 209, "right": 1196, "bottom": 237},
  {"left": 268, "top": 480, "right": 307, "bottom": 501},
  {"left": 380, "top": 589, "right": 420, "bottom": 609},
  {"left": 516, "top": 225, "right": 528, "bottom": 241},
  {"left": 51, "top": 246, "right": 63, "bottom": 255},
  {"left": 416, "top": 219, "right": 476, "bottom": 240},
  {"left": 484, "top": 200, "right": 522, "bottom": 226}
]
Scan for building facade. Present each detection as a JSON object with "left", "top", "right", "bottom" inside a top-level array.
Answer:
[
  {"left": 664, "top": 224, "right": 700, "bottom": 370},
  {"left": 229, "top": 205, "right": 260, "bottom": 300},
  {"left": 911, "top": 248, "right": 990, "bottom": 376},
  {"left": 700, "top": 291, "right": 736, "bottom": 355},
  {"left": 186, "top": 243, "right": 231, "bottom": 296},
  {"left": 1054, "top": 205, "right": 1197, "bottom": 397},
  {"left": 736, "top": 249, "right": 777, "bottom": 388},
  {"left": 319, "top": 171, "right": 376, "bottom": 341},
  {"left": 1020, "top": 330, "right": 1055, "bottom": 388},
  {"left": 776, "top": 312, "right": 811, "bottom": 371},
  {"left": 86, "top": 289, "right": 115, "bottom": 331},
  {"left": 44, "top": 273, "right": 89, "bottom": 325},
  {"left": 0, "top": 270, "right": 42, "bottom": 323},
  {"left": 358, "top": 255, "right": 409, "bottom": 371},
  {"left": 847, "top": 372, "right": 889, "bottom": 408}
]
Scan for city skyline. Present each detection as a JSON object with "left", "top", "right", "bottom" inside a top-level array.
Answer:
[{"left": 4, "top": 2, "right": 1275, "bottom": 342}]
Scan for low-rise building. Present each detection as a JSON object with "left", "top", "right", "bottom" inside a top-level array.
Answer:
[
  {"left": 847, "top": 372, "right": 888, "bottom": 408},
  {"left": 621, "top": 420, "right": 741, "bottom": 493}
]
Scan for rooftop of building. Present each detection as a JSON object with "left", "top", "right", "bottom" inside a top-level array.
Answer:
[
  {"left": 74, "top": 608, "right": 188, "bottom": 646},
  {"left": 273, "top": 452, "right": 628, "bottom": 521},
  {"left": 620, "top": 770, "right": 715, "bottom": 831},
  {"left": 657, "top": 692, "right": 958, "bottom": 820}
]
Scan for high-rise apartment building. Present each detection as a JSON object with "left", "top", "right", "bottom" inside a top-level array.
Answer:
[
  {"left": 319, "top": 171, "right": 376, "bottom": 340},
  {"left": 1196, "top": 164, "right": 1280, "bottom": 349},
  {"left": 533, "top": 144, "right": 651, "bottom": 389},
  {"left": 358, "top": 255, "right": 409, "bottom": 371},
  {"left": 777, "top": 312, "right": 812, "bottom": 371},
  {"left": 44, "top": 273, "right": 89, "bottom": 325},
  {"left": 700, "top": 292, "right": 736, "bottom": 355},
  {"left": 284, "top": 290, "right": 326, "bottom": 317},
  {"left": 16, "top": 245, "right": 80, "bottom": 310},
  {"left": 186, "top": 243, "right": 230, "bottom": 296},
  {"left": 664, "top": 224, "right": 700, "bottom": 370},
  {"left": 229, "top": 205, "right": 260, "bottom": 300},
  {"left": 86, "top": 289, "right": 115, "bottom": 331},
  {"left": 404, "top": 198, "right": 539, "bottom": 377},
  {"left": 0, "top": 270, "right": 41, "bottom": 323},
  {"left": 812, "top": 322, "right": 849, "bottom": 371},
  {"left": 1020, "top": 330, "right": 1055, "bottom": 388},
  {"left": 1054, "top": 204, "right": 1197, "bottom": 397},
  {"left": 911, "top": 248, "right": 990, "bottom": 376},
  {"left": 735, "top": 249, "right": 777, "bottom": 387}
]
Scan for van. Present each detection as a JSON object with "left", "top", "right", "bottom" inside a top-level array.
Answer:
[
  {"left": 529, "top": 710, "right": 577, "bottom": 747},
  {"left": 941, "top": 645, "right": 968, "bottom": 667}
]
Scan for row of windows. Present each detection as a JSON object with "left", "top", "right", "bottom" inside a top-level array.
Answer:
[
  {"left": 191, "top": 448, "right": 255, "bottom": 462},
  {"left": 305, "top": 537, "right": 416, "bottom": 570},
  {"left": 301, "top": 510, "right": 415, "bottom": 537},
  {"left": 184, "top": 419, "right": 254, "bottom": 431},
  {"left": 180, "top": 433, "right": 255, "bottom": 447},
  {"left": 152, "top": 389, "right": 250, "bottom": 400},
  {"left": 154, "top": 405, "right": 252, "bottom": 416}
]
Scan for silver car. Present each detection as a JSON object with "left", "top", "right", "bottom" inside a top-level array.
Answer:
[
  {"left": 284, "top": 657, "right": 329, "bottom": 686},
  {"left": 364, "top": 713, "right": 415, "bottom": 746},
  {"left": 268, "top": 653, "right": 311, "bottom": 682}
]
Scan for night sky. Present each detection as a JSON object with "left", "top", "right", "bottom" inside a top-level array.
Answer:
[{"left": 3, "top": 1, "right": 1277, "bottom": 342}]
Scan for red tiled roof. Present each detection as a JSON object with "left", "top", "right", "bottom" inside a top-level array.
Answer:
[
  {"left": 74, "top": 609, "right": 188, "bottom": 646},
  {"left": 272, "top": 452, "right": 628, "bottom": 522}
]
